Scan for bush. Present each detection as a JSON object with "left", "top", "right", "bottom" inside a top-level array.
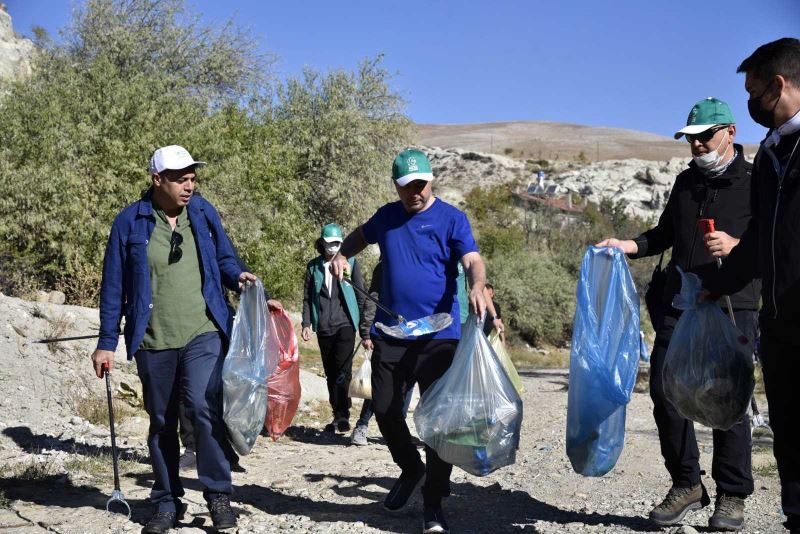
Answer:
[
  {"left": 490, "top": 248, "right": 576, "bottom": 346},
  {"left": 0, "top": 0, "right": 410, "bottom": 306}
]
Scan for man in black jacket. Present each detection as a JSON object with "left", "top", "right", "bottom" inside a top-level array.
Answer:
[
  {"left": 702, "top": 38, "right": 800, "bottom": 533},
  {"left": 597, "top": 97, "right": 760, "bottom": 531}
]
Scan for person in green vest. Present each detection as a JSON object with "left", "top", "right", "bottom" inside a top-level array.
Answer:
[{"left": 301, "top": 223, "right": 366, "bottom": 432}]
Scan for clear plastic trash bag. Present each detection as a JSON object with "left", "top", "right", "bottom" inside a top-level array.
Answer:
[
  {"left": 348, "top": 346, "right": 372, "bottom": 399},
  {"left": 488, "top": 331, "right": 524, "bottom": 394},
  {"left": 414, "top": 316, "right": 523, "bottom": 477},
  {"left": 567, "top": 246, "right": 640, "bottom": 477},
  {"left": 264, "top": 310, "right": 301, "bottom": 441},
  {"left": 222, "top": 280, "right": 276, "bottom": 455},
  {"left": 375, "top": 312, "right": 453, "bottom": 339},
  {"left": 662, "top": 268, "right": 754, "bottom": 430}
]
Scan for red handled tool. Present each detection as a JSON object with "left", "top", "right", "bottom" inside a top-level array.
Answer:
[{"left": 699, "top": 219, "right": 770, "bottom": 436}]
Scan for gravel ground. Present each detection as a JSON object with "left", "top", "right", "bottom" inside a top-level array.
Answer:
[{"left": 0, "top": 293, "right": 785, "bottom": 533}]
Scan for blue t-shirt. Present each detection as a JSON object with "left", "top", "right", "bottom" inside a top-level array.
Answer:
[{"left": 362, "top": 198, "right": 479, "bottom": 340}]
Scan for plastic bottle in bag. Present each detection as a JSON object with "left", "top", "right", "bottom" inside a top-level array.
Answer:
[
  {"left": 662, "top": 268, "right": 754, "bottom": 430},
  {"left": 414, "top": 316, "right": 523, "bottom": 476},
  {"left": 222, "top": 280, "right": 276, "bottom": 455},
  {"left": 566, "top": 246, "right": 640, "bottom": 477}
]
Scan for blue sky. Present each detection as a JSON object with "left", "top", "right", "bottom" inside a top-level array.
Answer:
[{"left": 6, "top": 0, "right": 799, "bottom": 143}]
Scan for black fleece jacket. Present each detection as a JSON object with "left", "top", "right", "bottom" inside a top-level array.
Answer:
[
  {"left": 630, "top": 145, "right": 761, "bottom": 311},
  {"left": 704, "top": 131, "right": 800, "bottom": 340}
]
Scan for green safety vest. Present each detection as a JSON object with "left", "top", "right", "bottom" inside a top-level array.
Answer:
[{"left": 308, "top": 256, "right": 360, "bottom": 332}]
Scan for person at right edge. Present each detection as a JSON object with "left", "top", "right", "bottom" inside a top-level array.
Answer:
[
  {"left": 596, "top": 96, "right": 760, "bottom": 531},
  {"left": 330, "top": 148, "right": 487, "bottom": 534},
  {"left": 700, "top": 38, "right": 800, "bottom": 534}
]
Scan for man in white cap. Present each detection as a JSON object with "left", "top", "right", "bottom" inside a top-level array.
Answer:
[
  {"left": 597, "top": 99, "right": 759, "bottom": 531},
  {"left": 330, "top": 148, "right": 487, "bottom": 534},
  {"left": 91, "top": 145, "right": 281, "bottom": 533}
]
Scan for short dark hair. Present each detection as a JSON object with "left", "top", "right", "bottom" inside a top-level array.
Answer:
[
  {"left": 737, "top": 38, "right": 800, "bottom": 86},
  {"left": 485, "top": 282, "right": 494, "bottom": 291}
]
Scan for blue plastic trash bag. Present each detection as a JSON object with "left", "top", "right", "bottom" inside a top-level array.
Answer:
[
  {"left": 567, "top": 246, "right": 640, "bottom": 477},
  {"left": 414, "top": 316, "right": 523, "bottom": 476},
  {"left": 662, "top": 268, "right": 754, "bottom": 430},
  {"left": 222, "top": 280, "right": 279, "bottom": 455}
]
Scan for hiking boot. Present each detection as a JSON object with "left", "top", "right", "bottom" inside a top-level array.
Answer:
[
  {"left": 141, "top": 503, "right": 186, "bottom": 534},
  {"left": 336, "top": 417, "right": 351, "bottom": 433},
  {"left": 423, "top": 505, "right": 450, "bottom": 533},
  {"left": 649, "top": 483, "right": 710, "bottom": 526},
  {"left": 178, "top": 450, "right": 196, "bottom": 471},
  {"left": 207, "top": 493, "right": 237, "bottom": 531},
  {"left": 709, "top": 494, "right": 745, "bottom": 531},
  {"left": 351, "top": 424, "right": 368, "bottom": 446},
  {"left": 384, "top": 463, "right": 425, "bottom": 512}
]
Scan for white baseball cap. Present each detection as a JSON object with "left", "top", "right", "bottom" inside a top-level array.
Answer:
[{"left": 149, "top": 145, "right": 206, "bottom": 174}]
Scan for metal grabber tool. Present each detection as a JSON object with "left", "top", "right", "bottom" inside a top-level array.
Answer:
[
  {"left": 102, "top": 362, "right": 131, "bottom": 519},
  {"left": 698, "top": 218, "right": 771, "bottom": 436}
]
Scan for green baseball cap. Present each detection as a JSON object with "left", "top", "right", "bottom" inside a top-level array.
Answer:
[
  {"left": 319, "top": 223, "right": 343, "bottom": 243},
  {"left": 673, "top": 97, "right": 735, "bottom": 139},
  {"left": 392, "top": 148, "right": 433, "bottom": 186}
]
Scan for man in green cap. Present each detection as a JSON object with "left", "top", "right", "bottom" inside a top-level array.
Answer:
[
  {"left": 330, "top": 148, "right": 487, "bottom": 534},
  {"left": 301, "top": 223, "right": 365, "bottom": 432},
  {"left": 596, "top": 98, "right": 759, "bottom": 531}
]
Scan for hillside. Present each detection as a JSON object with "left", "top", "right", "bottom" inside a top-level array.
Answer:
[
  {"left": 0, "top": 5, "right": 34, "bottom": 83},
  {"left": 415, "top": 121, "right": 758, "bottom": 162}
]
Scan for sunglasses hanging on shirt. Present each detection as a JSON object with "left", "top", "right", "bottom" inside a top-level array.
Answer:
[{"left": 169, "top": 231, "right": 183, "bottom": 264}]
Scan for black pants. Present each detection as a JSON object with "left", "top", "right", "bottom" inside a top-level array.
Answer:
[
  {"left": 759, "top": 331, "right": 800, "bottom": 528},
  {"left": 318, "top": 326, "right": 356, "bottom": 419},
  {"left": 372, "top": 337, "right": 458, "bottom": 506},
  {"left": 649, "top": 308, "right": 756, "bottom": 496}
]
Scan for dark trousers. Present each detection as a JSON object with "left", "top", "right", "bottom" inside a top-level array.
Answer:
[
  {"left": 135, "top": 331, "right": 232, "bottom": 512},
  {"left": 372, "top": 337, "right": 458, "bottom": 506},
  {"left": 356, "top": 386, "right": 414, "bottom": 428},
  {"left": 759, "top": 332, "right": 800, "bottom": 528},
  {"left": 318, "top": 326, "right": 356, "bottom": 419},
  {"left": 649, "top": 308, "right": 756, "bottom": 496}
]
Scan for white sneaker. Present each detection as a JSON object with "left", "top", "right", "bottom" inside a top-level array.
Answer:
[{"left": 351, "top": 424, "right": 368, "bottom": 445}]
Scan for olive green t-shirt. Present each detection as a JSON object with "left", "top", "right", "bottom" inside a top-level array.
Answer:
[{"left": 140, "top": 204, "right": 218, "bottom": 350}]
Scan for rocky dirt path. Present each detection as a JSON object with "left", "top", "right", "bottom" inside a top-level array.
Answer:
[{"left": 0, "top": 294, "right": 784, "bottom": 533}]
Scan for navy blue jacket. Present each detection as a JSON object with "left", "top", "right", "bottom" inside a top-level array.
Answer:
[{"left": 97, "top": 188, "right": 243, "bottom": 358}]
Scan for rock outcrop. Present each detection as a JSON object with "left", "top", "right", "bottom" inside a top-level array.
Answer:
[{"left": 0, "top": 4, "right": 35, "bottom": 83}]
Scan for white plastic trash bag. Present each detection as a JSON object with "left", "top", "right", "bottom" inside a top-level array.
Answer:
[
  {"left": 414, "top": 315, "right": 523, "bottom": 476},
  {"left": 348, "top": 347, "right": 372, "bottom": 399},
  {"left": 222, "top": 280, "right": 276, "bottom": 455},
  {"left": 663, "top": 268, "right": 754, "bottom": 430}
]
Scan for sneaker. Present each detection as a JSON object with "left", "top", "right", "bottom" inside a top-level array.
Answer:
[
  {"left": 384, "top": 463, "right": 425, "bottom": 512},
  {"left": 649, "top": 483, "right": 710, "bottom": 526},
  {"left": 336, "top": 417, "right": 351, "bottom": 433},
  {"left": 351, "top": 424, "right": 368, "bottom": 446},
  {"left": 178, "top": 450, "right": 196, "bottom": 471},
  {"left": 423, "top": 505, "right": 450, "bottom": 533},
  {"left": 709, "top": 493, "right": 745, "bottom": 531},
  {"left": 207, "top": 493, "right": 237, "bottom": 531},
  {"left": 323, "top": 418, "right": 337, "bottom": 433},
  {"left": 141, "top": 503, "right": 186, "bottom": 534}
]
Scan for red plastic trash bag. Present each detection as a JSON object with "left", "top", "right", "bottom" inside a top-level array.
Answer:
[{"left": 264, "top": 310, "right": 301, "bottom": 440}]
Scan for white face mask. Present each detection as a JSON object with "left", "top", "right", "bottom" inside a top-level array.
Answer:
[
  {"left": 324, "top": 242, "right": 341, "bottom": 255},
  {"left": 693, "top": 130, "right": 730, "bottom": 170}
]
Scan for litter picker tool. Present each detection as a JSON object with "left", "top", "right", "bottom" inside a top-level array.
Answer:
[
  {"left": 35, "top": 334, "right": 101, "bottom": 343},
  {"left": 698, "top": 218, "right": 770, "bottom": 435},
  {"left": 102, "top": 362, "right": 131, "bottom": 519},
  {"left": 342, "top": 272, "right": 452, "bottom": 339}
]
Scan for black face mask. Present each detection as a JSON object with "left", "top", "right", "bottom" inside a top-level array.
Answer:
[{"left": 747, "top": 79, "right": 776, "bottom": 128}]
